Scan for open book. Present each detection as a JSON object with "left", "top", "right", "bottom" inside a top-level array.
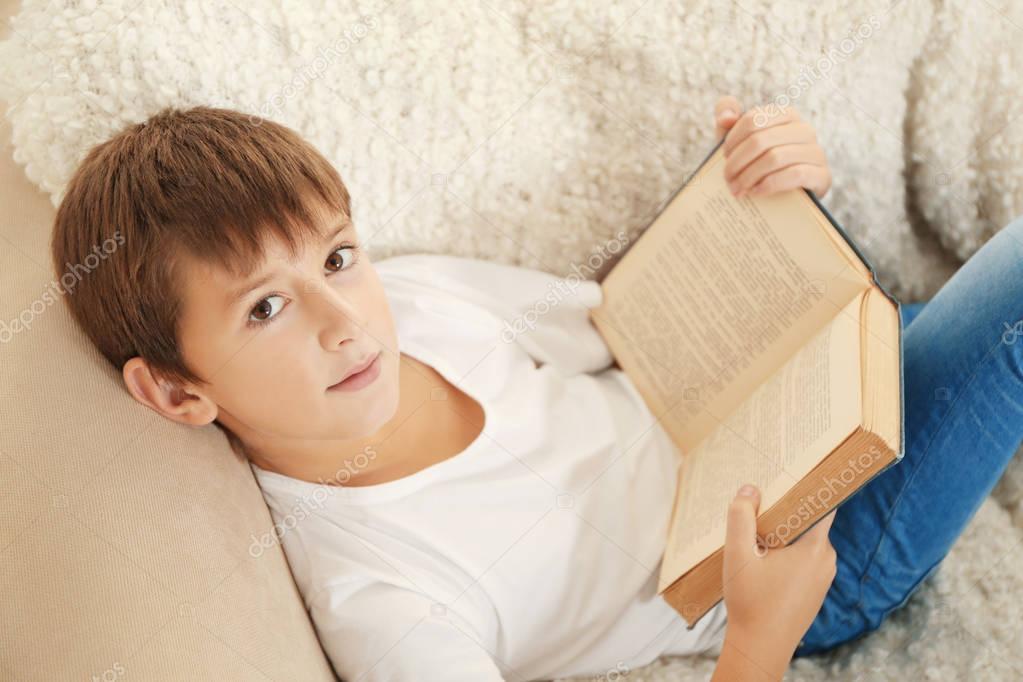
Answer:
[{"left": 588, "top": 137, "right": 905, "bottom": 627}]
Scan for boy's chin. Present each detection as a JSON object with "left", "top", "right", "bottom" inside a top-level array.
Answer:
[{"left": 323, "top": 389, "right": 401, "bottom": 439}]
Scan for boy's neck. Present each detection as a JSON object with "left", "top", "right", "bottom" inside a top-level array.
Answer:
[{"left": 242, "top": 353, "right": 484, "bottom": 487}]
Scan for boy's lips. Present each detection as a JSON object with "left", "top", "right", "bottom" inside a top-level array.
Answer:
[{"left": 325, "top": 349, "right": 382, "bottom": 392}]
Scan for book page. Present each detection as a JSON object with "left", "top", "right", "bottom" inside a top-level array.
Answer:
[
  {"left": 591, "top": 144, "right": 869, "bottom": 454},
  {"left": 657, "top": 289, "right": 864, "bottom": 592}
]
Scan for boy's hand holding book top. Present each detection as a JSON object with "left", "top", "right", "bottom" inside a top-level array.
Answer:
[{"left": 713, "top": 94, "right": 832, "bottom": 199}]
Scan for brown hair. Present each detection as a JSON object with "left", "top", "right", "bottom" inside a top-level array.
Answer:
[{"left": 51, "top": 105, "right": 351, "bottom": 388}]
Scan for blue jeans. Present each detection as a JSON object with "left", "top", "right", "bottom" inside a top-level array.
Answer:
[{"left": 793, "top": 214, "right": 1023, "bottom": 657}]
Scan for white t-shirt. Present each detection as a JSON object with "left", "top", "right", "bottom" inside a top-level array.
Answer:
[{"left": 250, "top": 254, "right": 728, "bottom": 681}]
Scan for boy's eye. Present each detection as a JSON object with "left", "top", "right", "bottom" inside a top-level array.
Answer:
[
  {"left": 326, "top": 245, "right": 358, "bottom": 272},
  {"left": 249, "top": 295, "right": 285, "bottom": 324},
  {"left": 245, "top": 244, "right": 359, "bottom": 328}
]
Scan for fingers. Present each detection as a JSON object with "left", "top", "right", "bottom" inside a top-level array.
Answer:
[
  {"left": 724, "top": 484, "right": 762, "bottom": 566},
  {"left": 723, "top": 120, "right": 818, "bottom": 186},
  {"left": 720, "top": 106, "right": 832, "bottom": 199},
  {"left": 715, "top": 95, "right": 743, "bottom": 119},
  {"left": 817, "top": 508, "right": 838, "bottom": 533},
  {"left": 723, "top": 104, "right": 801, "bottom": 156},
  {"left": 727, "top": 143, "right": 828, "bottom": 197},
  {"left": 714, "top": 95, "right": 744, "bottom": 140},
  {"left": 743, "top": 163, "right": 831, "bottom": 198},
  {"left": 795, "top": 509, "right": 837, "bottom": 548}
]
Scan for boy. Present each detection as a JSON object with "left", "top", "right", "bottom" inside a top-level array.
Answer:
[{"left": 51, "top": 100, "right": 838, "bottom": 681}]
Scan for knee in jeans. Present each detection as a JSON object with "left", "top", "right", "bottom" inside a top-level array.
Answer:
[
  {"left": 979, "top": 216, "right": 1023, "bottom": 341},
  {"left": 859, "top": 561, "right": 943, "bottom": 635},
  {"left": 990, "top": 214, "right": 1023, "bottom": 259}
]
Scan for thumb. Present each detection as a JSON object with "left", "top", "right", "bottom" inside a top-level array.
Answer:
[
  {"left": 724, "top": 484, "right": 762, "bottom": 566},
  {"left": 714, "top": 95, "right": 743, "bottom": 139}
]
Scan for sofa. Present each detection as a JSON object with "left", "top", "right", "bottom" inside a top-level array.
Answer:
[{"left": 2, "top": 1, "right": 1023, "bottom": 679}]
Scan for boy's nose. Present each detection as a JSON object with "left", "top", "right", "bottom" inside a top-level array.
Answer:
[{"left": 305, "top": 281, "right": 368, "bottom": 348}]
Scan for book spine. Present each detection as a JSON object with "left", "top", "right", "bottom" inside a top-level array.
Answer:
[{"left": 644, "top": 137, "right": 728, "bottom": 231}]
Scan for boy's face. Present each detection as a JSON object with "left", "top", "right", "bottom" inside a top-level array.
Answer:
[{"left": 172, "top": 198, "right": 401, "bottom": 449}]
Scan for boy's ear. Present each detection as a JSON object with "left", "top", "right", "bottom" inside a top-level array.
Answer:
[{"left": 122, "top": 357, "right": 217, "bottom": 426}]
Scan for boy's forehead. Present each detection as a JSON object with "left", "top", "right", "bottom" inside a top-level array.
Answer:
[{"left": 199, "top": 208, "right": 353, "bottom": 269}]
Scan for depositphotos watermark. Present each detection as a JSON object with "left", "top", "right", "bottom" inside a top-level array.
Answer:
[
  {"left": 90, "top": 661, "right": 125, "bottom": 682},
  {"left": 762, "top": 442, "right": 885, "bottom": 547},
  {"left": 249, "top": 15, "right": 379, "bottom": 125},
  {"left": 248, "top": 446, "right": 378, "bottom": 557},
  {"left": 0, "top": 230, "right": 125, "bottom": 344},
  {"left": 1002, "top": 319, "right": 1023, "bottom": 345},
  {"left": 500, "top": 230, "right": 630, "bottom": 343},
  {"left": 753, "top": 13, "right": 882, "bottom": 128},
  {"left": 590, "top": 662, "right": 630, "bottom": 681}
]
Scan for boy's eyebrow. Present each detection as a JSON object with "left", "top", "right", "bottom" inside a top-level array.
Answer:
[{"left": 224, "top": 221, "right": 352, "bottom": 310}]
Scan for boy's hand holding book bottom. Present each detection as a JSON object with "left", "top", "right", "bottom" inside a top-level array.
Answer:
[{"left": 712, "top": 484, "right": 838, "bottom": 681}]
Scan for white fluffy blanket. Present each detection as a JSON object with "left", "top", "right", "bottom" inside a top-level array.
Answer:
[{"left": 3, "top": 1, "right": 1023, "bottom": 679}]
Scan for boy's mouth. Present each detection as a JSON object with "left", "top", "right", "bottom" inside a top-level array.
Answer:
[{"left": 327, "top": 351, "right": 382, "bottom": 392}]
